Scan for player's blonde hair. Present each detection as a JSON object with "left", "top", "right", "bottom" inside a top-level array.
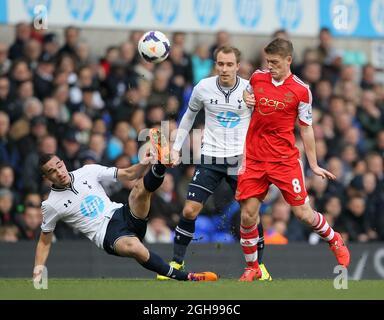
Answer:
[{"left": 264, "top": 38, "right": 293, "bottom": 58}]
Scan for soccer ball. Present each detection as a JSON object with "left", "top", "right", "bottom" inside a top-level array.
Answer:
[{"left": 138, "top": 31, "right": 171, "bottom": 64}]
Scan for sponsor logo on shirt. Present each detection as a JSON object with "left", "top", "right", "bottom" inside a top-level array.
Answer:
[
  {"left": 217, "top": 111, "right": 241, "bottom": 128},
  {"left": 257, "top": 97, "right": 286, "bottom": 115},
  {"left": 80, "top": 195, "right": 105, "bottom": 219}
]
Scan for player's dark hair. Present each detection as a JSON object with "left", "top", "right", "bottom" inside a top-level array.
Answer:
[
  {"left": 39, "top": 153, "right": 55, "bottom": 173},
  {"left": 214, "top": 46, "right": 241, "bottom": 63},
  {"left": 264, "top": 38, "right": 293, "bottom": 58}
]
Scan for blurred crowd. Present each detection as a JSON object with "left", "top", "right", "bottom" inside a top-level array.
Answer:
[{"left": 0, "top": 23, "right": 383, "bottom": 245}]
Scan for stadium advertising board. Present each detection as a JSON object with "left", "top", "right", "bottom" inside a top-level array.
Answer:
[
  {"left": 3, "top": 0, "right": 318, "bottom": 36},
  {"left": 320, "top": 0, "right": 384, "bottom": 38}
]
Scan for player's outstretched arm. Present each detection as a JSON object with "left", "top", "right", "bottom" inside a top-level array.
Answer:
[
  {"left": 33, "top": 231, "right": 53, "bottom": 282},
  {"left": 299, "top": 124, "right": 336, "bottom": 180},
  {"left": 117, "top": 154, "right": 153, "bottom": 181},
  {"left": 171, "top": 107, "right": 199, "bottom": 166}
]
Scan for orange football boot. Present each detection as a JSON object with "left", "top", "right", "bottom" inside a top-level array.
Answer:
[
  {"left": 329, "top": 232, "right": 350, "bottom": 268},
  {"left": 239, "top": 267, "right": 262, "bottom": 282},
  {"left": 188, "top": 272, "right": 218, "bottom": 281},
  {"left": 149, "top": 128, "right": 173, "bottom": 167}
]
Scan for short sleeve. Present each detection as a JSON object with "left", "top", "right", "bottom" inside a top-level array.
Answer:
[
  {"left": 245, "top": 82, "right": 254, "bottom": 94},
  {"left": 298, "top": 87, "right": 313, "bottom": 126},
  {"left": 188, "top": 82, "right": 204, "bottom": 112},
  {"left": 247, "top": 70, "right": 261, "bottom": 93},
  {"left": 85, "top": 164, "right": 118, "bottom": 183},
  {"left": 41, "top": 203, "right": 59, "bottom": 232}
]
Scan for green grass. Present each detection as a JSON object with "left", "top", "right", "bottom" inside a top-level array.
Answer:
[{"left": 1, "top": 279, "right": 384, "bottom": 300}]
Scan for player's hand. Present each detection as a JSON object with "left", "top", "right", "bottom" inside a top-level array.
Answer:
[
  {"left": 311, "top": 166, "right": 336, "bottom": 180},
  {"left": 33, "top": 269, "right": 42, "bottom": 283},
  {"left": 170, "top": 149, "right": 181, "bottom": 167},
  {"left": 244, "top": 94, "right": 256, "bottom": 108}
]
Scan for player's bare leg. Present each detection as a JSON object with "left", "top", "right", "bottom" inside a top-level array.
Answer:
[
  {"left": 128, "top": 179, "right": 152, "bottom": 219},
  {"left": 291, "top": 202, "right": 350, "bottom": 267},
  {"left": 182, "top": 200, "right": 204, "bottom": 220},
  {"left": 238, "top": 197, "right": 262, "bottom": 281}
]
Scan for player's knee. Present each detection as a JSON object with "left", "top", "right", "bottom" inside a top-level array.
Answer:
[
  {"left": 117, "top": 238, "right": 143, "bottom": 258},
  {"left": 241, "top": 207, "right": 259, "bottom": 225},
  {"left": 292, "top": 205, "right": 312, "bottom": 224},
  {"left": 182, "top": 203, "right": 201, "bottom": 220},
  {"left": 129, "top": 181, "right": 149, "bottom": 203}
]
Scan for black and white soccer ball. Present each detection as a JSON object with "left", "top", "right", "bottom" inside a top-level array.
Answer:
[{"left": 138, "top": 30, "right": 171, "bottom": 64}]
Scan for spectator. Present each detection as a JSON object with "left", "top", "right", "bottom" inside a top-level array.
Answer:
[
  {"left": 365, "top": 152, "right": 384, "bottom": 184},
  {"left": 0, "top": 76, "right": 12, "bottom": 114},
  {"left": 313, "top": 79, "right": 332, "bottom": 112},
  {"left": 33, "top": 55, "right": 55, "bottom": 100},
  {"left": 42, "top": 97, "right": 68, "bottom": 136},
  {"left": 99, "top": 46, "right": 120, "bottom": 79},
  {"left": 87, "top": 132, "right": 108, "bottom": 165},
  {"left": 108, "top": 155, "right": 135, "bottom": 204},
  {"left": 18, "top": 115, "right": 48, "bottom": 160},
  {"left": 357, "top": 90, "right": 383, "bottom": 144},
  {"left": 112, "top": 85, "right": 140, "bottom": 123},
  {"left": 0, "top": 43, "right": 11, "bottom": 76},
  {"left": 8, "top": 22, "right": 31, "bottom": 60},
  {"left": 58, "top": 26, "right": 80, "bottom": 58},
  {"left": 150, "top": 173, "right": 183, "bottom": 228},
  {"left": 18, "top": 191, "right": 41, "bottom": 214},
  {"left": 106, "top": 121, "right": 131, "bottom": 161},
  {"left": 0, "top": 188, "right": 14, "bottom": 225},
  {"left": 191, "top": 44, "right": 213, "bottom": 85},
  {"left": 337, "top": 195, "right": 371, "bottom": 242},
  {"left": 24, "top": 39, "right": 42, "bottom": 71},
  {"left": 315, "top": 27, "right": 343, "bottom": 83},
  {"left": 123, "top": 137, "right": 139, "bottom": 165},
  {"left": 58, "top": 130, "right": 82, "bottom": 172},
  {"left": 0, "top": 224, "right": 19, "bottom": 242},
  {"left": 360, "top": 63, "right": 376, "bottom": 90},
  {"left": 145, "top": 216, "right": 173, "bottom": 244},
  {"left": 374, "top": 130, "right": 384, "bottom": 157},
  {"left": 23, "top": 134, "right": 57, "bottom": 193},
  {"left": 41, "top": 33, "right": 59, "bottom": 61},
  {"left": 15, "top": 205, "right": 42, "bottom": 240},
  {"left": 0, "top": 112, "right": 21, "bottom": 173},
  {"left": 0, "top": 164, "right": 20, "bottom": 204},
  {"left": 209, "top": 30, "right": 231, "bottom": 60}
]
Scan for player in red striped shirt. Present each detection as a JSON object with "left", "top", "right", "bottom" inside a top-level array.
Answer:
[{"left": 236, "top": 38, "right": 350, "bottom": 281}]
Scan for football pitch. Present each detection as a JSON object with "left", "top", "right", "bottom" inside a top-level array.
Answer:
[{"left": 1, "top": 279, "right": 384, "bottom": 300}]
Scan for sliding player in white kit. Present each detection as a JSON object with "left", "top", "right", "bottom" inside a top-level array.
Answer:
[
  {"left": 157, "top": 46, "right": 271, "bottom": 281},
  {"left": 32, "top": 147, "right": 218, "bottom": 283}
]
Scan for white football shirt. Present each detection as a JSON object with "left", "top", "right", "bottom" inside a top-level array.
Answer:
[
  {"left": 41, "top": 164, "right": 123, "bottom": 249},
  {"left": 187, "top": 75, "right": 251, "bottom": 157}
]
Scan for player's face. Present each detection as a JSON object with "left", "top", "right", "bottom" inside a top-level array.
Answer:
[
  {"left": 265, "top": 53, "right": 292, "bottom": 81},
  {"left": 215, "top": 51, "right": 239, "bottom": 87},
  {"left": 42, "top": 156, "right": 71, "bottom": 187}
]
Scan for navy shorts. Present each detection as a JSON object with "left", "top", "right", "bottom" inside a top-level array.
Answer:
[
  {"left": 187, "top": 155, "right": 242, "bottom": 203},
  {"left": 103, "top": 204, "right": 147, "bottom": 256}
]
